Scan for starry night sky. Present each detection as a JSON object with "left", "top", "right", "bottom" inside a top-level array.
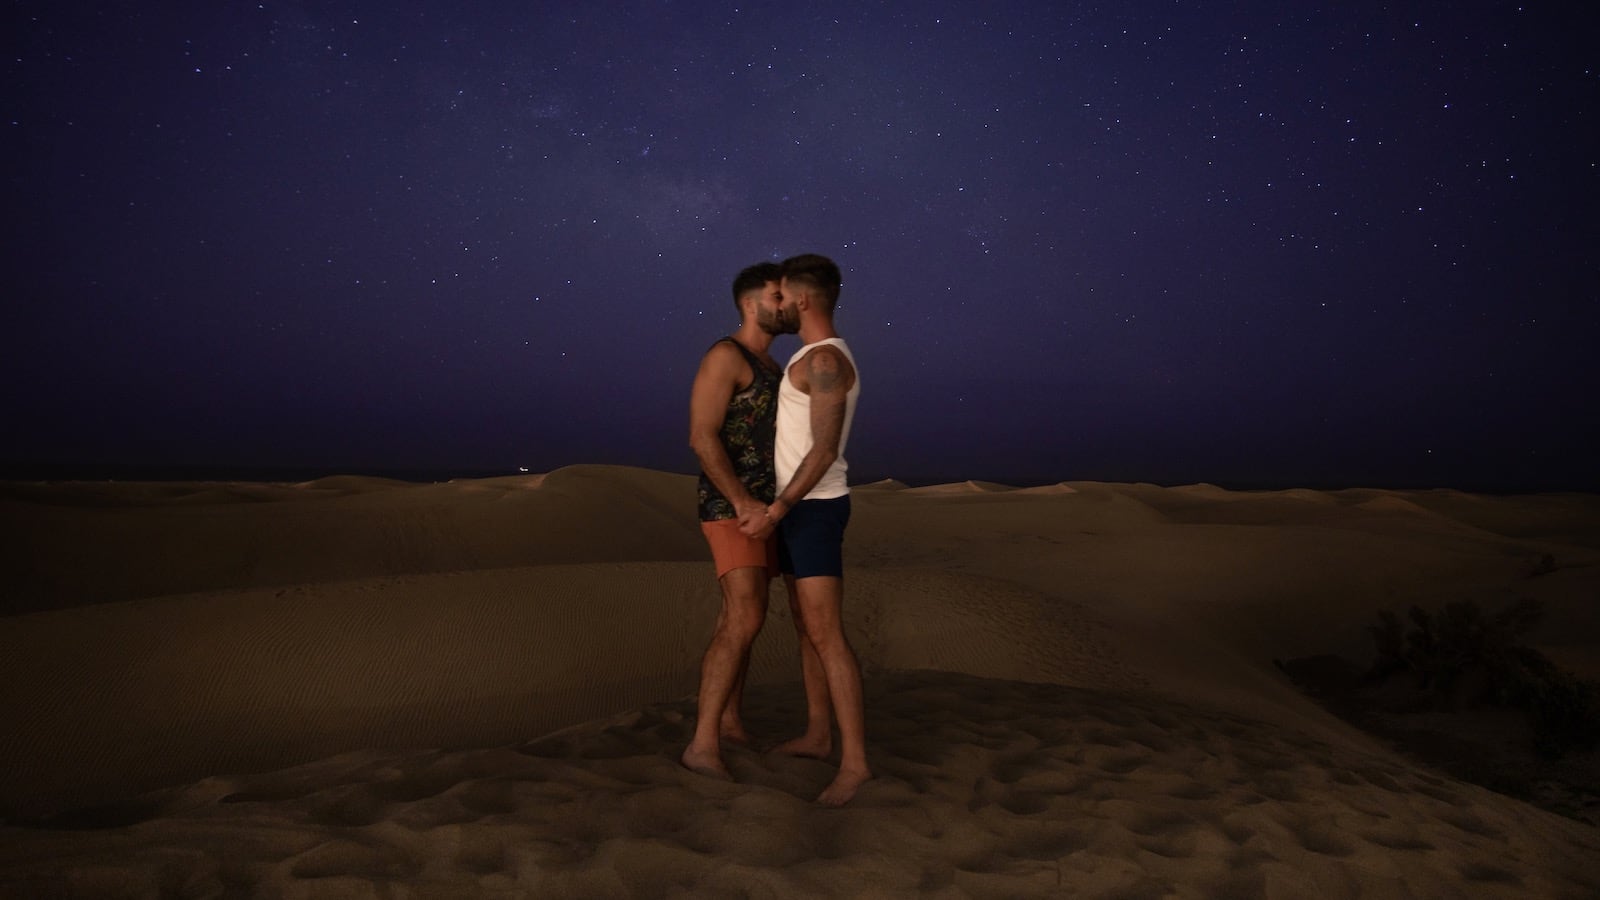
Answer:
[{"left": 5, "top": 2, "right": 1596, "bottom": 490}]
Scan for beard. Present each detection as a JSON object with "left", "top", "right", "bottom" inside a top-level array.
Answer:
[{"left": 760, "top": 306, "right": 799, "bottom": 335}]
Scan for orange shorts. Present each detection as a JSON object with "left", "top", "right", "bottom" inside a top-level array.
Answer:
[{"left": 700, "top": 518, "right": 779, "bottom": 580}]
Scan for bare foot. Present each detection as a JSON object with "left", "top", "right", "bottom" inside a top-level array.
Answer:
[
  {"left": 719, "top": 723, "right": 753, "bottom": 746},
  {"left": 679, "top": 746, "right": 731, "bottom": 781},
  {"left": 768, "top": 733, "right": 832, "bottom": 760},
  {"left": 816, "top": 767, "right": 872, "bottom": 807}
]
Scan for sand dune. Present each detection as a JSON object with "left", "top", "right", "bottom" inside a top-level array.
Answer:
[
  {"left": 0, "top": 466, "right": 706, "bottom": 616},
  {"left": 2, "top": 466, "right": 1597, "bottom": 897}
]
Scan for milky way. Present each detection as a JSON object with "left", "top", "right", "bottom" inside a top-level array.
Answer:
[{"left": 5, "top": 2, "right": 1595, "bottom": 489}]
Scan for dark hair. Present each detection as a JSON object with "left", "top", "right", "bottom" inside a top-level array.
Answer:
[
  {"left": 780, "top": 253, "right": 842, "bottom": 311},
  {"left": 731, "top": 262, "right": 782, "bottom": 312}
]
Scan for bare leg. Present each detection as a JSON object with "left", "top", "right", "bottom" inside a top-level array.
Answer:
[
  {"left": 770, "top": 573, "right": 835, "bottom": 759},
  {"left": 721, "top": 655, "right": 752, "bottom": 745},
  {"left": 792, "top": 575, "right": 871, "bottom": 806},
  {"left": 681, "top": 567, "right": 767, "bottom": 779}
]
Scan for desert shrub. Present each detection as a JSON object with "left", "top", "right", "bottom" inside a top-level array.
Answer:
[
  {"left": 1367, "top": 597, "right": 1599, "bottom": 758},
  {"left": 1503, "top": 648, "right": 1600, "bottom": 759},
  {"left": 1380, "top": 597, "right": 1540, "bottom": 708}
]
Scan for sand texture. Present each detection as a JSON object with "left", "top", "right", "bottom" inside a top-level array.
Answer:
[{"left": 2, "top": 465, "right": 1598, "bottom": 898}]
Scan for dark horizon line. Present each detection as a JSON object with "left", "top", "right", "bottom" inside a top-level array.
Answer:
[{"left": 1, "top": 460, "right": 1594, "bottom": 497}]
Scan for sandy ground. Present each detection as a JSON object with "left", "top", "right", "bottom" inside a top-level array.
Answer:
[{"left": 1, "top": 465, "right": 1597, "bottom": 898}]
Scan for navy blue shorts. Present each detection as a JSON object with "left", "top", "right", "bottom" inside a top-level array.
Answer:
[{"left": 778, "top": 495, "right": 851, "bottom": 578}]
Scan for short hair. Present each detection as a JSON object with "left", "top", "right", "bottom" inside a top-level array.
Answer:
[
  {"left": 780, "top": 253, "right": 842, "bottom": 312},
  {"left": 731, "top": 262, "right": 782, "bottom": 312}
]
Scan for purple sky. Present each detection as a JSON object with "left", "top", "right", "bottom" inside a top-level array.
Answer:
[{"left": 5, "top": 2, "right": 1595, "bottom": 489}]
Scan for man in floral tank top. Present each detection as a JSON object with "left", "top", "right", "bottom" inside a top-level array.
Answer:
[{"left": 681, "top": 261, "right": 794, "bottom": 781}]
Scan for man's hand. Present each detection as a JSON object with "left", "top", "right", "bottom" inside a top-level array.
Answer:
[
  {"left": 733, "top": 495, "right": 766, "bottom": 524},
  {"left": 736, "top": 499, "right": 774, "bottom": 538}
]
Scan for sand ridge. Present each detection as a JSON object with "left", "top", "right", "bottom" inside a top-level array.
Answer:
[{"left": 0, "top": 465, "right": 707, "bottom": 615}]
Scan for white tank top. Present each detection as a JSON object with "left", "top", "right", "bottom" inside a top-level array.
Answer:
[{"left": 775, "top": 337, "right": 859, "bottom": 500}]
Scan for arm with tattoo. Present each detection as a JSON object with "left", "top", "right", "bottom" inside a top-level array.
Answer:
[{"left": 770, "top": 345, "right": 854, "bottom": 518}]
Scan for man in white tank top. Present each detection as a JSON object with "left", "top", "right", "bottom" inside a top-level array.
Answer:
[{"left": 739, "top": 253, "right": 870, "bottom": 805}]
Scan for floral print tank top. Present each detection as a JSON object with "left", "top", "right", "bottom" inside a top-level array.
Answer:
[{"left": 697, "top": 337, "right": 780, "bottom": 521}]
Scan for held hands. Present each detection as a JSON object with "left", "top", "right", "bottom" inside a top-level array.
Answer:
[
  {"left": 735, "top": 497, "right": 774, "bottom": 539},
  {"left": 737, "top": 495, "right": 790, "bottom": 538}
]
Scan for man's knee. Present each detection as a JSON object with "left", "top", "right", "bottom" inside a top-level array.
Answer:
[
  {"left": 798, "top": 615, "right": 848, "bottom": 653},
  {"left": 722, "top": 608, "right": 765, "bottom": 644}
]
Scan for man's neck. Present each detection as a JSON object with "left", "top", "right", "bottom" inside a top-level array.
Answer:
[
  {"left": 798, "top": 320, "right": 839, "bottom": 345},
  {"left": 733, "top": 323, "right": 774, "bottom": 353}
]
